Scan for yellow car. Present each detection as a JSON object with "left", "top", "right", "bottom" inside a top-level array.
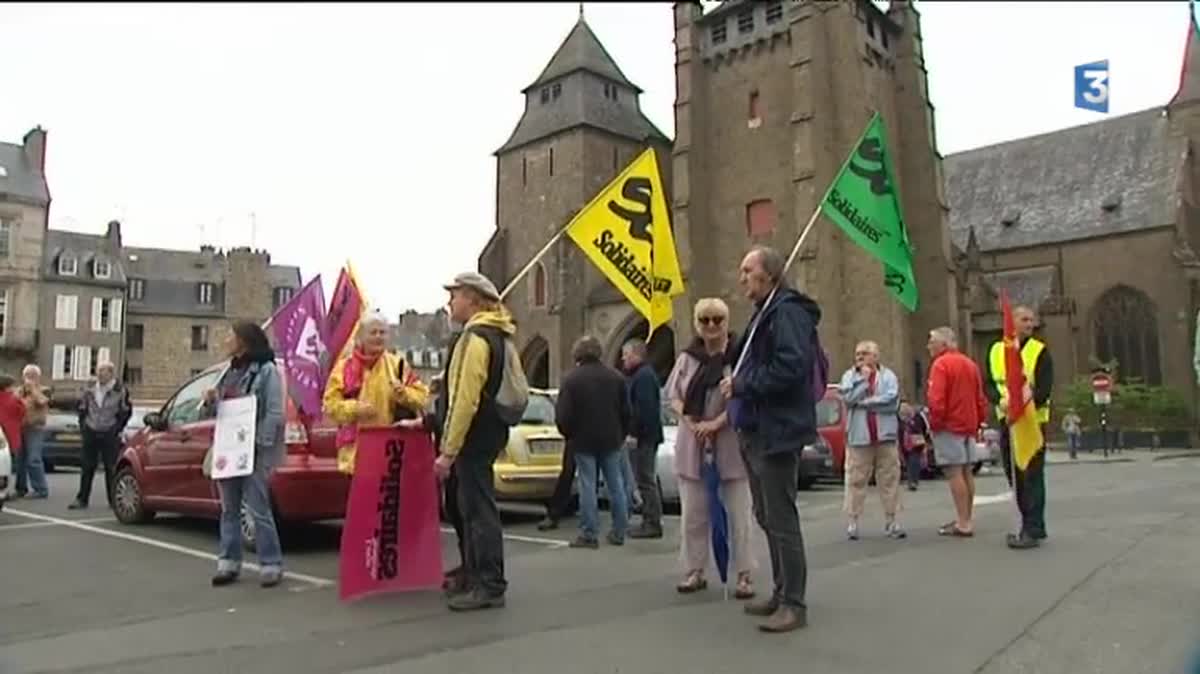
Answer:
[{"left": 493, "top": 388, "right": 564, "bottom": 503}]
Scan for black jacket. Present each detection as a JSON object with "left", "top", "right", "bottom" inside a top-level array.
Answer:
[
  {"left": 732, "top": 288, "right": 822, "bottom": 454},
  {"left": 625, "top": 362, "right": 663, "bottom": 444},
  {"left": 556, "top": 360, "right": 631, "bottom": 456}
]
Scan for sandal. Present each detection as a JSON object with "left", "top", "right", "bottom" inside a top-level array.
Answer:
[
  {"left": 734, "top": 573, "right": 755, "bottom": 600},
  {"left": 676, "top": 570, "right": 708, "bottom": 594},
  {"left": 937, "top": 523, "right": 974, "bottom": 537}
]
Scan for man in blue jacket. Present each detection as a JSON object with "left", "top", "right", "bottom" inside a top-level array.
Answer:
[
  {"left": 721, "top": 246, "right": 820, "bottom": 634},
  {"left": 622, "top": 338, "right": 664, "bottom": 539}
]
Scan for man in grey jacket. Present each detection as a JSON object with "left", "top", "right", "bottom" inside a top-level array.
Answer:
[
  {"left": 70, "top": 362, "right": 132, "bottom": 510},
  {"left": 837, "top": 340, "right": 905, "bottom": 541}
]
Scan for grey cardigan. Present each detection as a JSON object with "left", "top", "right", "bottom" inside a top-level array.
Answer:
[{"left": 200, "top": 360, "right": 286, "bottom": 455}]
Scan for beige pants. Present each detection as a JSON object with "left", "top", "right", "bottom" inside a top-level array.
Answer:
[
  {"left": 678, "top": 476, "right": 757, "bottom": 576},
  {"left": 843, "top": 442, "right": 902, "bottom": 519}
]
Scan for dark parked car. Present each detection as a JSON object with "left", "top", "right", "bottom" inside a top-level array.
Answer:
[{"left": 43, "top": 410, "right": 84, "bottom": 472}]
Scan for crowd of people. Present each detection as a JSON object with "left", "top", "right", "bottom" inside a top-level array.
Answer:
[{"left": 3, "top": 243, "right": 1057, "bottom": 636}]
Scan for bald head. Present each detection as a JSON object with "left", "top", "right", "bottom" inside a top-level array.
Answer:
[{"left": 1013, "top": 305, "right": 1037, "bottom": 338}]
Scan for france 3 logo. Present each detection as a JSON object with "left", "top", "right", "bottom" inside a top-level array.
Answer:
[{"left": 1074, "top": 60, "right": 1110, "bottom": 113}]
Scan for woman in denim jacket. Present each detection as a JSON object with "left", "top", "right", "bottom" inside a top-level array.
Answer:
[{"left": 201, "top": 321, "right": 286, "bottom": 588}]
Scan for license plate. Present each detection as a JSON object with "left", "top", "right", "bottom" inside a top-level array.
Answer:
[
  {"left": 527, "top": 438, "right": 563, "bottom": 455},
  {"left": 56, "top": 433, "right": 81, "bottom": 443}
]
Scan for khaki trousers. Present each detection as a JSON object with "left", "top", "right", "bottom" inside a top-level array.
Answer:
[
  {"left": 843, "top": 442, "right": 902, "bottom": 519},
  {"left": 678, "top": 476, "right": 756, "bottom": 576}
]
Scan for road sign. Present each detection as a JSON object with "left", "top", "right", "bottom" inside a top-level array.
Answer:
[{"left": 1091, "top": 372, "right": 1113, "bottom": 405}]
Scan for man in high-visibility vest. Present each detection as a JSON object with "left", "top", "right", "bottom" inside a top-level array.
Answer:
[{"left": 985, "top": 305, "right": 1054, "bottom": 550}]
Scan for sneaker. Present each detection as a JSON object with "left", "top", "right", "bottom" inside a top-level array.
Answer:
[
  {"left": 846, "top": 521, "right": 860, "bottom": 541},
  {"left": 569, "top": 536, "right": 599, "bottom": 549},
  {"left": 628, "top": 524, "right": 663, "bottom": 540},
  {"left": 447, "top": 590, "right": 506, "bottom": 612},
  {"left": 536, "top": 517, "right": 559, "bottom": 532},
  {"left": 885, "top": 521, "right": 907, "bottom": 540},
  {"left": 211, "top": 570, "right": 239, "bottom": 587},
  {"left": 68, "top": 500, "right": 87, "bottom": 510},
  {"left": 260, "top": 568, "right": 283, "bottom": 588},
  {"left": 606, "top": 531, "right": 625, "bottom": 546}
]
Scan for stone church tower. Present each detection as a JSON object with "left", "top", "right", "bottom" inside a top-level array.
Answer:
[
  {"left": 672, "top": 0, "right": 959, "bottom": 395},
  {"left": 479, "top": 15, "right": 672, "bottom": 388}
]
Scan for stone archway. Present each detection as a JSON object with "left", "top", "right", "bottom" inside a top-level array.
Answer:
[
  {"left": 608, "top": 315, "right": 676, "bottom": 383},
  {"left": 521, "top": 335, "right": 551, "bottom": 390}
]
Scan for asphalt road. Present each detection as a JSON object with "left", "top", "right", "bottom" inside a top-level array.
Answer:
[{"left": 2, "top": 452, "right": 1198, "bottom": 674}]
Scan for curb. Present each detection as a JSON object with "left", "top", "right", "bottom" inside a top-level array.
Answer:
[
  {"left": 1151, "top": 451, "right": 1200, "bottom": 462},
  {"left": 1047, "top": 457, "right": 1136, "bottom": 466}
]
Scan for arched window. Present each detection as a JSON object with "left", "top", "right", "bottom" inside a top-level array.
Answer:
[
  {"left": 1092, "top": 285, "right": 1161, "bottom": 385},
  {"left": 532, "top": 263, "right": 547, "bottom": 308}
]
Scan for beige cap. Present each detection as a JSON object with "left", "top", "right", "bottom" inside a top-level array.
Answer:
[{"left": 443, "top": 271, "right": 501, "bottom": 302}]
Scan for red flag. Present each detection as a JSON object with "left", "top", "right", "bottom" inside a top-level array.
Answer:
[
  {"left": 1170, "top": 1, "right": 1199, "bottom": 105},
  {"left": 338, "top": 427, "right": 443, "bottom": 601},
  {"left": 1001, "top": 290, "right": 1044, "bottom": 470},
  {"left": 324, "top": 266, "right": 364, "bottom": 376}
]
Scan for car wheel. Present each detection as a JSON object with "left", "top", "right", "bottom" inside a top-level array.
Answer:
[{"left": 112, "top": 466, "right": 155, "bottom": 524}]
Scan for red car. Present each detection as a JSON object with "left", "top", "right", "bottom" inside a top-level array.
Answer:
[
  {"left": 110, "top": 362, "right": 350, "bottom": 549},
  {"left": 817, "top": 386, "right": 848, "bottom": 477}
]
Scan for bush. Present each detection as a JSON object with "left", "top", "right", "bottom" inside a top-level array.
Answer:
[{"left": 1060, "top": 379, "right": 1192, "bottom": 430}]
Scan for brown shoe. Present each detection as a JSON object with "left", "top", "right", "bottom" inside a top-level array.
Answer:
[
  {"left": 743, "top": 598, "right": 778, "bottom": 616},
  {"left": 758, "top": 606, "right": 807, "bottom": 633}
]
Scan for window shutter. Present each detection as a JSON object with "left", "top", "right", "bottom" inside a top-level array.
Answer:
[
  {"left": 92, "top": 297, "right": 103, "bottom": 331},
  {"left": 66, "top": 296, "right": 78, "bottom": 330},
  {"left": 55, "top": 296, "right": 68, "bottom": 329},
  {"left": 52, "top": 345, "right": 66, "bottom": 380},
  {"left": 110, "top": 299, "right": 123, "bottom": 332},
  {"left": 75, "top": 346, "right": 91, "bottom": 380}
]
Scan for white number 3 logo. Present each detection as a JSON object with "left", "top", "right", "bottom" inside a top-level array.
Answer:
[{"left": 1082, "top": 69, "right": 1109, "bottom": 104}]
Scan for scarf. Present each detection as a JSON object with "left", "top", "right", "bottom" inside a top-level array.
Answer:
[
  {"left": 341, "top": 347, "right": 383, "bottom": 400},
  {"left": 682, "top": 334, "right": 735, "bottom": 419}
]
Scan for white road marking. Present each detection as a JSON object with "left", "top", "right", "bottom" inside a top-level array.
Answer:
[
  {"left": 0, "top": 515, "right": 118, "bottom": 531},
  {"left": 973, "top": 492, "right": 1014, "bottom": 506},
  {"left": 5, "top": 508, "right": 335, "bottom": 588},
  {"left": 439, "top": 526, "right": 569, "bottom": 549}
]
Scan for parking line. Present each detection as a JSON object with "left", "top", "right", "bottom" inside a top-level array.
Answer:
[
  {"left": 439, "top": 526, "right": 569, "bottom": 549},
  {"left": 0, "top": 515, "right": 118, "bottom": 531},
  {"left": 5, "top": 508, "right": 335, "bottom": 588},
  {"left": 974, "top": 492, "right": 1014, "bottom": 506}
]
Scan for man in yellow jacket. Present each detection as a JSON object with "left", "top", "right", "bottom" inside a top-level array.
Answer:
[
  {"left": 984, "top": 305, "right": 1053, "bottom": 550},
  {"left": 436, "top": 272, "right": 517, "bottom": 612}
]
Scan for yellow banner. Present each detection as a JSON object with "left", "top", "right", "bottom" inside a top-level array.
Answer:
[{"left": 565, "top": 148, "right": 685, "bottom": 337}]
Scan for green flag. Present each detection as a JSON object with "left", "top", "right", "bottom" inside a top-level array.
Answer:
[{"left": 819, "top": 112, "right": 918, "bottom": 311}]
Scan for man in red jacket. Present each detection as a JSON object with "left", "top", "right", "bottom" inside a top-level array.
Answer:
[{"left": 925, "top": 327, "right": 988, "bottom": 538}]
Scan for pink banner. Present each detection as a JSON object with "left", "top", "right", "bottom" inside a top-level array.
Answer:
[{"left": 338, "top": 426, "right": 444, "bottom": 601}]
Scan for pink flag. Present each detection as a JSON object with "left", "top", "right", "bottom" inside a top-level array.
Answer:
[
  {"left": 270, "top": 276, "right": 328, "bottom": 418},
  {"left": 324, "top": 266, "right": 364, "bottom": 378},
  {"left": 338, "top": 426, "right": 444, "bottom": 601}
]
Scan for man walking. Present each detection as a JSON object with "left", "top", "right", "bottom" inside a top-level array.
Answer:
[
  {"left": 837, "top": 341, "right": 905, "bottom": 541},
  {"left": 1061, "top": 408, "right": 1082, "bottom": 460},
  {"left": 720, "top": 246, "right": 820, "bottom": 633},
  {"left": 985, "top": 305, "right": 1053, "bottom": 549},
  {"left": 555, "top": 335, "right": 630, "bottom": 549},
  {"left": 435, "top": 272, "right": 522, "bottom": 611},
  {"left": 622, "top": 339, "right": 664, "bottom": 539},
  {"left": 924, "top": 327, "right": 988, "bottom": 538},
  {"left": 70, "top": 361, "right": 132, "bottom": 510}
]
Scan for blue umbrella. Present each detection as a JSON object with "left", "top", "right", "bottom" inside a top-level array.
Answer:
[{"left": 701, "top": 447, "right": 731, "bottom": 596}]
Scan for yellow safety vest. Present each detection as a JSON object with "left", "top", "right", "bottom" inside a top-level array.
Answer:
[{"left": 988, "top": 338, "right": 1051, "bottom": 424}]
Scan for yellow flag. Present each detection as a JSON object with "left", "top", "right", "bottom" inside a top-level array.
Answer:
[{"left": 565, "top": 148, "right": 685, "bottom": 336}]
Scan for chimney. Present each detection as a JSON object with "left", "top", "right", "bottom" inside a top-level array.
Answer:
[
  {"left": 106, "top": 220, "right": 123, "bottom": 248},
  {"left": 23, "top": 126, "right": 47, "bottom": 172}
]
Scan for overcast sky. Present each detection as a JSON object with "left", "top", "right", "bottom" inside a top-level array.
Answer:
[{"left": 0, "top": 1, "right": 1192, "bottom": 317}]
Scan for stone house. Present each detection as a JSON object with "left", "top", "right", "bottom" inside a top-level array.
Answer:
[
  {"left": 388, "top": 309, "right": 451, "bottom": 382},
  {"left": 38, "top": 221, "right": 127, "bottom": 390},
  {"left": 0, "top": 127, "right": 50, "bottom": 377},
  {"left": 122, "top": 245, "right": 301, "bottom": 401}
]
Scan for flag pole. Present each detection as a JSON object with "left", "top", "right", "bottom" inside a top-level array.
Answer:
[
  {"left": 732, "top": 204, "right": 823, "bottom": 377},
  {"left": 498, "top": 224, "right": 570, "bottom": 301}
]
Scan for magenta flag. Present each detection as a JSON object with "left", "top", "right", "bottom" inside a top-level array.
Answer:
[
  {"left": 324, "top": 267, "right": 364, "bottom": 378},
  {"left": 338, "top": 426, "right": 444, "bottom": 602},
  {"left": 270, "top": 276, "right": 329, "bottom": 418}
]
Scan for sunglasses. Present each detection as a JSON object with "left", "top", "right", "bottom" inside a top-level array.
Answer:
[{"left": 698, "top": 316, "right": 726, "bottom": 326}]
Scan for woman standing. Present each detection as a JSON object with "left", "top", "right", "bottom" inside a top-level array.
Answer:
[
  {"left": 664, "top": 298, "right": 755, "bottom": 599},
  {"left": 322, "top": 309, "right": 429, "bottom": 475},
  {"left": 201, "top": 321, "right": 287, "bottom": 587}
]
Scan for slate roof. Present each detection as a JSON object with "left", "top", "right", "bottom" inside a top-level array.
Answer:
[
  {"left": 44, "top": 230, "right": 127, "bottom": 286},
  {"left": 496, "top": 18, "right": 668, "bottom": 155},
  {"left": 523, "top": 18, "right": 639, "bottom": 94},
  {"left": 268, "top": 265, "right": 302, "bottom": 288},
  {"left": 0, "top": 142, "right": 49, "bottom": 206},
  {"left": 944, "top": 107, "right": 1183, "bottom": 252}
]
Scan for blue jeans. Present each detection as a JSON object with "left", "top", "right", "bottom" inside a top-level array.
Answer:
[
  {"left": 576, "top": 450, "right": 628, "bottom": 541},
  {"left": 216, "top": 448, "right": 282, "bottom": 574},
  {"left": 16, "top": 427, "right": 49, "bottom": 497},
  {"left": 620, "top": 442, "right": 639, "bottom": 510}
]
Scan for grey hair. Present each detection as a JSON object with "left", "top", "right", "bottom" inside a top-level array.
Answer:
[
  {"left": 356, "top": 310, "right": 390, "bottom": 344},
  {"left": 22, "top": 364, "right": 40, "bottom": 379},
  {"left": 572, "top": 335, "right": 603, "bottom": 364},
  {"left": 929, "top": 326, "right": 957, "bottom": 348},
  {"left": 96, "top": 361, "right": 116, "bottom": 374},
  {"left": 747, "top": 246, "right": 787, "bottom": 284},
  {"left": 622, "top": 338, "right": 648, "bottom": 359},
  {"left": 855, "top": 340, "right": 880, "bottom": 357}
]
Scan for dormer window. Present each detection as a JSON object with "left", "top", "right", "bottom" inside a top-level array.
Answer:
[
  {"left": 58, "top": 255, "right": 78, "bottom": 276},
  {"left": 551, "top": 82, "right": 562, "bottom": 100},
  {"left": 737, "top": 10, "right": 754, "bottom": 34},
  {"left": 540, "top": 87, "right": 550, "bottom": 104},
  {"left": 766, "top": 1, "right": 783, "bottom": 24},
  {"left": 711, "top": 21, "right": 727, "bottom": 46},
  {"left": 198, "top": 282, "right": 214, "bottom": 305},
  {"left": 94, "top": 260, "right": 112, "bottom": 279}
]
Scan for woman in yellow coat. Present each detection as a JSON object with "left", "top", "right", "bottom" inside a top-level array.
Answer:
[{"left": 323, "top": 309, "right": 429, "bottom": 474}]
